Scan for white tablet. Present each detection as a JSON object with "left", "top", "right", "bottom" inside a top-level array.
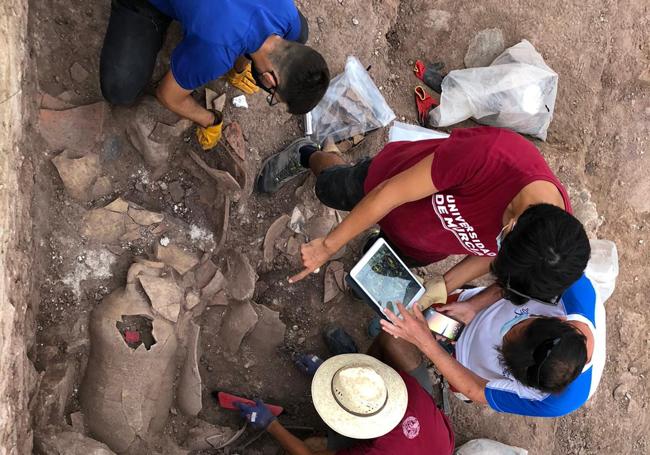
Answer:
[{"left": 349, "top": 237, "right": 425, "bottom": 317}]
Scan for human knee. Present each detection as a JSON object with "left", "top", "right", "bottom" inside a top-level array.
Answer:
[{"left": 100, "top": 70, "right": 142, "bottom": 105}]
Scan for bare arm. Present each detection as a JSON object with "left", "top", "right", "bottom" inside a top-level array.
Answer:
[
  {"left": 381, "top": 303, "right": 488, "bottom": 404},
  {"left": 419, "top": 337, "right": 488, "bottom": 403},
  {"left": 290, "top": 155, "right": 438, "bottom": 282},
  {"left": 267, "top": 421, "right": 335, "bottom": 455},
  {"left": 443, "top": 255, "right": 494, "bottom": 293},
  {"left": 156, "top": 70, "right": 214, "bottom": 127},
  {"left": 234, "top": 55, "right": 250, "bottom": 73}
]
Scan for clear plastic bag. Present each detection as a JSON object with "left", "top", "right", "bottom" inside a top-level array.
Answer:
[
  {"left": 429, "top": 40, "right": 558, "bottom": 140},
  {"left": 310, "top": 56, "right": 395, "bottom": 144}
]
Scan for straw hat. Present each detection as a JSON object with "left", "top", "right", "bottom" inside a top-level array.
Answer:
[{"left": 311, "top": 354, "right": 408, "bottom": 439}]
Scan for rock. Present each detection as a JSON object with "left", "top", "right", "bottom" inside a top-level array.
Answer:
[
  {"left": 464, "top": 28, "right": 505, "bottom": 68},
  {"left": 224, "top": 122, "right": 246, "bottom": 160},
  {"left": 263, "top": 214, "right": 290, "bottom": 262},
  {"left": 334, "top": 269, "right": 348, "bottom": 292},
  {"left": 177, "top": 321, "right": 202, "bottom": 416},
  {"left": 219, "top": 301, "right": 259, "bottom": 354},
  {"left": 286, "top": 235, "right": 301, "bottom": 256},
  {"left": 305, "top": 215, "right": 336, "bottom": 240},
  {"left": 35, "top": 361, "right": 76, "bottom": 427},
  {"left": 80, "top": 209, "right": 126, "bottom": 244},
  {"left": 51, "top": 150, "right": 103, "bottom": 202},
  {"left": 126, "top": 97, "right": 171, "bottom": 175},
  {"left": 185, "top": 291, "right": 201, "bottom": 310},
  {"left": 289, "top": 207, "right": 305, "bottom": 234},
  {"left": 40, "top": 92, "right": 75, "bottom": 110},
  {"left": 205, "top": 87, "right": 219, "bottom": 110},
  {"left": 232, "top": 95, "right": 248, "bottom": 108},
  {"left": 210, "top": 290, "right": 229, "bottom": 307},
  {"left": 35, "top": 429, "right": 116, "bottom": 455},
  {"left": 352, "top": 134, "right": 365, "bottom": 145},
  {"left": 213, "top": 94, "right": 226, "bottom": 113},
  {"left": 168, "top": 181, "right": 185, "bottom": 203},
  {"left": 127, "top": 206, "right": 164, "bottom": 226},
  {"left": 194, "top": 259, "right": 218, "bottom": 289},
  {"left": 92, "top": 176, "right": 113, "bottom": 199},
  {"left": 247, "top": 304, "right": 286, "bottom": 357},
  {"left": 188, "top": 149, "right": 241, "bottom": 202},
  {"left": 569, "top": 187, "right": 602, "bottom": 237},
  {"left": 185, "top": 420, "right": 238, "bottom": 451},
  {"left": 39, "top": 102, "right": 106, "bottom": 151},
  {"left": 138, "top": 274, "right": 184, "bottom": 322},
  {"left": 202, "top": 270, "right": 225, "bottom": 299},
  {"left": 223, "top": 250, "right": 257, "bottom": 301},
  {"left": 104, "top": 197, "right": 130, "bottom": 213},
  {"left": 148, "top": 119, "right": 192, "bottom": 143},
  {"left": 70, "top": 62, "right": 90, "bottom": 82},
  {"left": 69, "top": 411, "right": 86, "bottom": 434},
  {"left": 207, "top": 193, "right": 230, "bottom": 253},
  {"left": 324, "top": 262, "right": 344, "bottom": 303},
  {"left": 155, "top": 244, "right": 200, "bottom": 275},
  {"left": 335, "top": 139, "right": 353, "bottom": 153}
]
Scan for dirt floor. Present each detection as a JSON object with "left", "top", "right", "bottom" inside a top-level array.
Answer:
[{"left": 27, "top": 0, "right": 649, "bottom": 454}]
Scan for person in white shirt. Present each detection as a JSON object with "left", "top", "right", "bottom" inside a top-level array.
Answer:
[{"left": 380, "top": 271, "right": 610, "bottom": 417}]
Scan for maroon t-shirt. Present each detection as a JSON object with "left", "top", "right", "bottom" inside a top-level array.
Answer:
[
  {"left": 336, "top": 372, "right": 454, "bottom": 455},
  {"left": 363, "top": 127, "right": 572, "bottom": 264}
]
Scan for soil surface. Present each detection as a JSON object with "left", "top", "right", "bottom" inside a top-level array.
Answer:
[{"left": 28, "top": 0, "right": 649, "bottom": 454}]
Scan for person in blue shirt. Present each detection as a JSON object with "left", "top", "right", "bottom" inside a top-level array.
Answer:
[{"left": 100, "top": 0, "right": 330, "bottom": 149}]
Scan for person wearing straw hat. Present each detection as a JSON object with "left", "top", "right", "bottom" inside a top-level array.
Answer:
[{"left": 235, "top": 351, "right": 454, "bottom": 454}]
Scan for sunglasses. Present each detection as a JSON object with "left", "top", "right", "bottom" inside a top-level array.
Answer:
[
  {"left": 528, "top": 337, "right": 561, "bottom": 387},
  {"left": 505, "top": 277, "right": 561, "bottom": 306}
]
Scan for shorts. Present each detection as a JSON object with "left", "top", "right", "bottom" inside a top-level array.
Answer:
[{"left": 315, "top": 158, "right": 372, "bottom": 212}]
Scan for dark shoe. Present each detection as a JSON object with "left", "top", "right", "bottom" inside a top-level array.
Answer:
[
  {"left": 256, "top": 137, "right": 317, "bottom": 193},
  {"left": 323, "top": 324, "right": 358, "bottom": 355}
]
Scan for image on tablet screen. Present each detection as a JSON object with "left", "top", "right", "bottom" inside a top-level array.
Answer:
[{"left": 354, "top": 243, "right": 421, "bottom": 316}]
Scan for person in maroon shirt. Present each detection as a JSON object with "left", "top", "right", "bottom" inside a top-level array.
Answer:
[
  {"left": 257, "top": 126, "right": 590, "bottom": 308},
  {"left": 234, "top": 331, "right": 454, "bottom": 455}
]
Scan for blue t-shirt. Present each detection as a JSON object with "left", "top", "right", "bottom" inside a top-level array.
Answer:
[
  {"left": 149, "top": 0, "right": 302, "bottom": 89},
  {"left": 455, "top": 273, "right": 609, "bottom": 417}
]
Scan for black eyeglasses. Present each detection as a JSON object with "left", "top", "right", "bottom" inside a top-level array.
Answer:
[
  {"left": 528, "top": 337, "right": 561, "bottom": 387},
  {"left": 506, "top": 277, "right": 561, "bottom": 306},
  {"left": 252, "top": 67, "right": 279, "bottom": 106}
]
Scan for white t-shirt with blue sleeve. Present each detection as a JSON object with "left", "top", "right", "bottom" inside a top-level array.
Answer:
[{"left": 454, "top": 272, "right": 608, "bottom": 417}]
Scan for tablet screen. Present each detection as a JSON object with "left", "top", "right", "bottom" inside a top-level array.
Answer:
[{"left": 352, "top": 242, "right": 423, "bottom": 315}]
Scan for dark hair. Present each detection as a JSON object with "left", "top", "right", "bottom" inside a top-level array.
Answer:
[
  {"left": 498, "top": 317, "right": 587, "bottom": 393},
  {"left": 273, "top": 42, "right": 330, "bottom": 114},
  {"left": 491, "top": 203, "right": 590, "bottom": 305}
]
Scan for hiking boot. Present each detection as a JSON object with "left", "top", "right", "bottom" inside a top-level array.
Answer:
[
  {"left": 256, "top": 137, "right": 318, "bottom": 193},
  {"left": 323, "top": 324, "right": 359, "bottom": 356}
]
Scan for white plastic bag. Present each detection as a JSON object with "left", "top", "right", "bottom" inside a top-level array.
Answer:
[
  {"left": 429, "top": 40, "right": 558, "bottom": 140},
  {"left": 311, "top": 56, "right": 395, "bottom": 144},
  {"left": 585, "top": 239, "right": 619, "bottom": 302},
  {"left": 388, "top": 121, "right": 449, "bottom": 142},
  {"left": 455, "top": 438, "right": 528, "bottom": 455}
]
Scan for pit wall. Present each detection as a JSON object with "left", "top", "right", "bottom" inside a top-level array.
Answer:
[{"left": 0, "top": 0, "right": 38, "bottom": 453}]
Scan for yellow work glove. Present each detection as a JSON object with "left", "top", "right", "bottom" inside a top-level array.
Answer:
[
  {"left": 417, "top": 274, "right": 448, "bottom": 311},
  {"left": 224, "top": 64, "right": 260, "bottom": 94},
  {"left": 196, "top": 110, "right": 223, "bottom": 151}
]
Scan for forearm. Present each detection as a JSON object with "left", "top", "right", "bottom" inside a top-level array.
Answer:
[
  {"left": 463, "top": 283, "right": 503, "bottom": 311},
  {"left": 156, "top": 87, "right": 214, "bottom": 127},
  {"left": 323, "top": 183, "right": 398, "bottom": 253},
  {"left": 420, "top": 340, "right": 488, "bottom": 403},
  {"left": 234, "top": 55, "right": 250, "bottom": 73},
  {"left": 267, "top": 421, "right": 333, "bottom": 455},
  {"left": 443, "top": 255, "right": 494, "bottom": 292}
]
